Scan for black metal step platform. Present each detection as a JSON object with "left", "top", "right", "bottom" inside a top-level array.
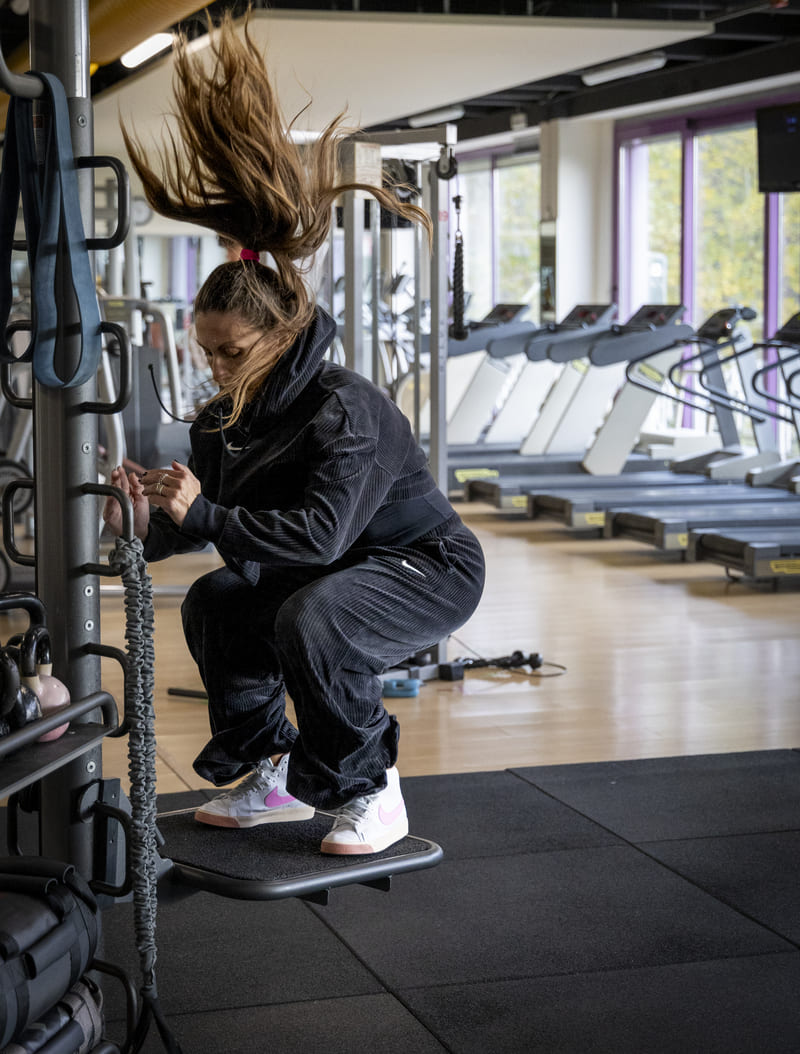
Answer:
[{"left": 156, "top": 807, "right": 443, "bottom": 904}]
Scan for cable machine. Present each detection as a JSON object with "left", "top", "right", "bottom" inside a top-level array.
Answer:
[{"left": 341, "top": 124, "right": 457, "bottom": 495}]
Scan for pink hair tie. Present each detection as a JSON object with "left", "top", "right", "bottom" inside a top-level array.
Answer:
[{"left": 239, "top": 249, "right": 260, "bottom": 261}]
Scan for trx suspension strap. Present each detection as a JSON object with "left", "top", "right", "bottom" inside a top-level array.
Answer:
[{"left": 0, "top": 71, "right": 102, "bottom": 387}]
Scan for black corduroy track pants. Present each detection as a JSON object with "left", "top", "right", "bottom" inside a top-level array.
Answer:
[{"left": 182, "top": 520, "right": 485, "bottom": 809}]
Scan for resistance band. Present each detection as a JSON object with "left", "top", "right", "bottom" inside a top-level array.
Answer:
[
  {"left": 0, "top": 71, "right": 102, "bottom": 387},
  {"left": 109, "top": 536, "right": 183, "bottom": 1054}
]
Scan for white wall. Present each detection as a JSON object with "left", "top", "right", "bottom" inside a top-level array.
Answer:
[{"left": 541, "top": 115, "right": 615, "bottom": 317}]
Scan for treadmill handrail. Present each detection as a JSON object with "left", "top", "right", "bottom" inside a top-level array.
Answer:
[
  {"left": 661, "top": 324, "right": 777, "bottom": 426},
  {"left": 749, "top": 343, "right": 800, "bottom": 412},
  {"left": 694, "top": 340, "right": 799, "bottom": 427},
  {"left": 622, "top": 331, "right": 768, "bottom": 425}
]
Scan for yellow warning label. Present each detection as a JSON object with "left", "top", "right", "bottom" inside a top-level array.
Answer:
[
  {"left": 676, "top": 533, "right": 689, "bottom": 548},
  {"left": 769, "top": 560, "right": 800, "bottom": 575},
  {"left": 582, "top": 512, "right": 605, "bottom": 526},
  {"left": 455, "top": 468, "right": 500, "bottom": 483},
  {"left": 511, "top": 495, "right": 528, "bottom": 508},
  {"left": 634, "top": 362, "right": 665, "bottom": 385}
]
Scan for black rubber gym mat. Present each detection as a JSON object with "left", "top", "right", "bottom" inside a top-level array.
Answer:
[
  {"left": 401, "top": 953, "right": 800, "bottom": 1054},
  {"left": 512, "top": 749, "right": 800, "bottom": 842}
]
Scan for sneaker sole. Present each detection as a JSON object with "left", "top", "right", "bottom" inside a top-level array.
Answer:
[
  {"left": 320, "top": 818, "right": 409, "bottom": 855},
  {"left": 194, "top": 804, "right": 315, "bottom": 828}
]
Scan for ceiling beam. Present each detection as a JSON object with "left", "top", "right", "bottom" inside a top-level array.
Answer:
[{"left": 456, "top": 35, "right": 800, "bottom": 139}]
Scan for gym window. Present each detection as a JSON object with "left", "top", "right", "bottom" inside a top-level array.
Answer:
[
  {"left": 454, "top": 151, "right": 541, "bottom": 323},
  {"left": 616, "top": 100, "right": 800, "bottom": 458}
]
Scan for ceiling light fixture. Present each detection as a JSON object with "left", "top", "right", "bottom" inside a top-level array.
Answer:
[
  {"left": 580, "top": 51, "right": 667, "bottom": 87},
  {"left": 120, "top": 33, "right": 173, "bottom": 70},
  {"left": 407, "top": 104, "right": 465, "bottom": 129}
]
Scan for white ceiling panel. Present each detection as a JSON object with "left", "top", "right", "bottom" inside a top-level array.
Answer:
[{"left": 96, "top": 11, "right": 710, "bottom": 161}]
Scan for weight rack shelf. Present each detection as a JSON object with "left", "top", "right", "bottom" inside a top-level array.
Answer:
[{"left": 0, "top": 691, "right": 118, "bottom": 800}]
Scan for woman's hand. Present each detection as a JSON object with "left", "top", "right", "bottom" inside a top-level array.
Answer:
[
  {"left": 141, "top": 460, "right": 201, "bottom": 528},
  {"left": 103, "top": 467, "right": 151, "bottom": 541}
]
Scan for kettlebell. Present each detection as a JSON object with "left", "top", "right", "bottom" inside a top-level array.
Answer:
[
  {"left": 20, "top": 626, "right": 70, "bottom": 742},
  {"left": 0, "top": 647, "right": 42, "bottom": 730}
]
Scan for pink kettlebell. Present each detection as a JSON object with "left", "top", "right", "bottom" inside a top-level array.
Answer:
[{"left": 21, "top": 626, "right": 70, "bottom": 742}]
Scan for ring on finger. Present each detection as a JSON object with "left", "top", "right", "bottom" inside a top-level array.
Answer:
[
  {"left": 159, "top": 472, "right": 167, "bottom": 485},
  {"left": 156, "top": 482, "right": 164, "bottom": 495}
]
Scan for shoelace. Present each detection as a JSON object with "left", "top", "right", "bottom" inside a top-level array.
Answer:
[
  {"left": 219, "top": 762, "right": 274, "bottom": 802},
  {"left": 331, "top": 792, "right": 376, "bottom": 829}
]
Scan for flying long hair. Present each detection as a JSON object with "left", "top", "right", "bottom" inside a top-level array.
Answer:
[{"left": 122, "top": 9, "right": 432, "bottom": 425}]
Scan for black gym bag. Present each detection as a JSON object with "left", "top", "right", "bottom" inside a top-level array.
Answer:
[{"left": 0, "top": 858, "right": 101, "bottom": 1048}]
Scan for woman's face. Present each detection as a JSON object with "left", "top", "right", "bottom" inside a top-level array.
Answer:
[{"left": 194, "top": 311, "right": 263, "bottom": 387}]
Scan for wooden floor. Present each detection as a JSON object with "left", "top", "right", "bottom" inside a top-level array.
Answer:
[{"left": 31, "top": 501, "right": 800, "bottom": 796}]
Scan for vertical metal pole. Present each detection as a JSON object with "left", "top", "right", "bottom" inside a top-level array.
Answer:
[
  {"left": 344, "top": 192, "right": 367, "bottom": 378},
  {"left": 30, "top": 0, "right": 101, "bottom": 870},
  {"left": 428, "top": 159, "right": 450, "bottom": 667},
  {"left": 105, "top": 181, "right": 124, "bottom": 296},
  {"left": 413, "top": 163, "right": 423, "bottom": 440},
  {"left": 370, "top": 198, "right": 380, "bottom": 385},
  {"left": 428, "top": 160, "right": 448, "bottom": 493}
]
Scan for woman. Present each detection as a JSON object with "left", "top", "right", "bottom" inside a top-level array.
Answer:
[{"left": 103, "top": 14, "right": 485, "bottom": 855}]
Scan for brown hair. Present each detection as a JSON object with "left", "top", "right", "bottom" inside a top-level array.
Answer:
[{"left": 122, "top": 9, "right": 432, "bottom": 425}]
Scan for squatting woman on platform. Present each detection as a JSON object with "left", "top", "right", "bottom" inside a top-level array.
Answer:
[{"left": 103, "top": 13, "right": 485, "bottom": 856}]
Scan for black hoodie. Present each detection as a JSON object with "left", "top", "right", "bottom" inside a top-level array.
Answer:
[{"left": 143, "top": 307, "right": 456, "bottom": 583}]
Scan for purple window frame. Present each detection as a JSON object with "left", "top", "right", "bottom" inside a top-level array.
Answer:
[
  {"left": 615, "top": 94, "right": 800, "bottom": 426},
  {"left": 614, "top": 95, "right": 800, "bottom": 337}
]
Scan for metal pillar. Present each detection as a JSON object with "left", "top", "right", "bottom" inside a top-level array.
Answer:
[
  {"left": 370, "top": 198, "right": 381, "bottom": 386},
  {"left": 427, "top": 159, "right": 448, "bottom": 494},
  {"left": 29, "top": 0, "right": 102, "bottom": 870},
  {"left": 412, "top": 163, "right": 424, "bottom": 440},
  {"left": 343, "top": 192, "right": 368, "bottom": 378}
]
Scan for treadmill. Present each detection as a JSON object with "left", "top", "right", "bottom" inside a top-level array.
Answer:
[
  {"left": 529, "top": 481, "right": 798, "bottom": 532},
  {"left": 686, "top": 526, "right": 800, "bottom": 583},
  {"left": 466, "top": 303, "right": 702, "bottom": 508},
  {"left": 679, "top": 313, "right": 800, "bottom": 581},
  {"left": 409, "top": 303, "right": 534, "bottom": 461},
  {"left": 516, "top": 307, "right": 776, "bottom": 523},
  {"left": 604, "top": 497, "right": 800, "bottom": 551},
  {"left": 445, "top": 303, "right": 617, "bottom": 493}
]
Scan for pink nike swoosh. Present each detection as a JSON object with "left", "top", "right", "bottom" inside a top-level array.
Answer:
[
  {"left": 264, "top": 788, "right": 297, "bottom": 808},
  {"left": 378, "top": 801, "right": 405, "bottom": 826}
]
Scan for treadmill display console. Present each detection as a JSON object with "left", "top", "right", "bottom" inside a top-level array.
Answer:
[
  {"left": 558, "top": 304, "right": 617, "bottom": 330},
  {"left": 624, "top": 304, "right": 686, "bottom": 330},
  {"left": 472, "top": 303, "right": 529, "bottom": 328}
]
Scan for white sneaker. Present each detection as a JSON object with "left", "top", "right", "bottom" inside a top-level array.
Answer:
[
  {"left": 320, "top": 767, "right": 409, "bottom": 855},
  {"left": 194, "top": 754, "right": 315, "bottom": 828}
]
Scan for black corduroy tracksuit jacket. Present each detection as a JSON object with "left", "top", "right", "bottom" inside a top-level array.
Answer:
[{"left": 142, "top": 307, "right": 457, "bottom": 576}]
